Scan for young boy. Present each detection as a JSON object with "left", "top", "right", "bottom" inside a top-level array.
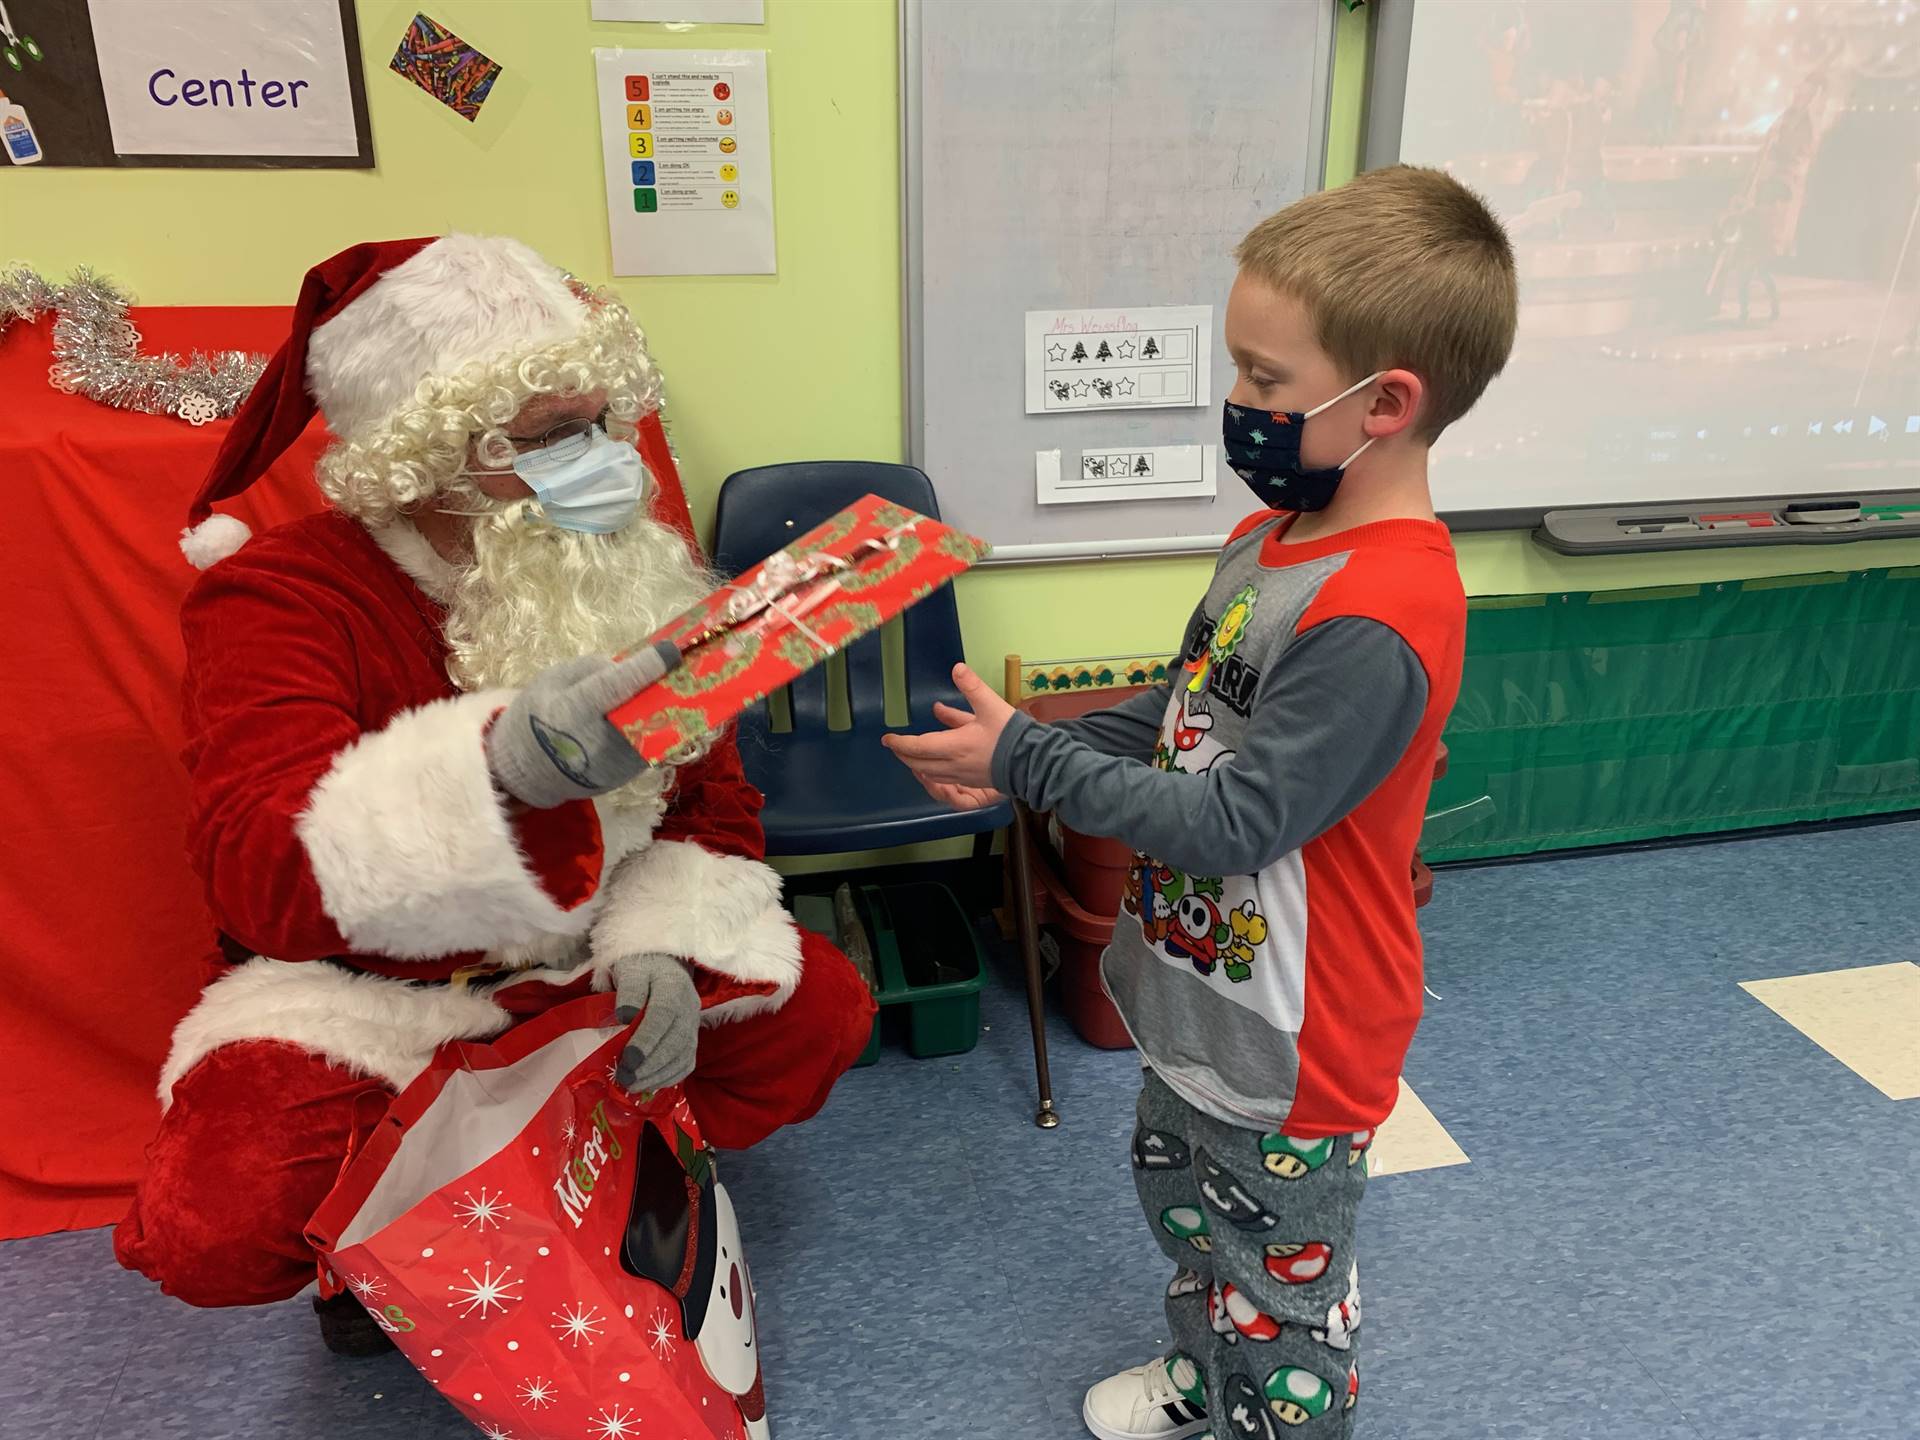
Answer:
[{"left": 885, "top": 165, "right": 1517, "bottom": 1439}]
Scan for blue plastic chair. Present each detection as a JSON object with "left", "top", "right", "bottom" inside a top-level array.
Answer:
[{"left": 709, "top": 461, "right": 1016, "bottom": 855}]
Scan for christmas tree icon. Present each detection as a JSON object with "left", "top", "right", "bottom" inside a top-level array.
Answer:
[
  {"left": 1135, "top": 454, "right": 1151, "bottom": 476},
  {"left": 1141, "top": 336, "right": 1160, "bottom": 359},
  {"left": 1095, "top": 340, "right": 1113, "bottom": 362},
  {"left": 1070, "top": 341, "right": 1088, "bottom": 363}
]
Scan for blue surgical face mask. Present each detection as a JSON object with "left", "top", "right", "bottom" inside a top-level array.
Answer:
[
  {"left": 508, "top": 425, "right": 648, "bottom": 534},
  {"left": 1222, "top": 371, "right": 1382, "bottom": 513}
]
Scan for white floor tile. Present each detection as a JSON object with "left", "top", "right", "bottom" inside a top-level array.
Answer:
[
  {"left": 1370, "top": 1078, "right": 1468, "bottom": 1177},
  {"left": 1740, "top": 961, "right": 1920, "bottom": 1101}
]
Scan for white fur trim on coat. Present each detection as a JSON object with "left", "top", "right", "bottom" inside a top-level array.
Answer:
[
  {"left": 590, "top": 840, "right": 803, "bottom": 1014},
  {"left": 367, "top": 519, "right": 459, "bottom": 604},
  {"left": 307, "top": 234, "right": 588, "bottom": 440},
  {"left": 296, "top": 690, "right": 605, "bottom": 958},
  {"left": 179, "top": 513, "right": 253, "bottom": 570},
  {"left": 158, "top": 958, "right": 511, "bottom": 1105}
]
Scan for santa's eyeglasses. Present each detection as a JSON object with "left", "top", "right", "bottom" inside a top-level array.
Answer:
[{"left": 499, "top": 407, "right": 614, "bottom": 463}]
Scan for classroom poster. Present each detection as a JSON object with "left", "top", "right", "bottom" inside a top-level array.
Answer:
[
  {"left": 1024, "top": 305, "right": 1214, "bottom": 415},
  {"left": 1, "top": 0, "right": 372, "bottom": 168},
  {"left": 593, "top": 47, "right": 774, "bottom": 276}
]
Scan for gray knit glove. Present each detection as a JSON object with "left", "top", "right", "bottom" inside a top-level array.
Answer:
[
  {"left": 610, "top": 952, "right": 701, "bottom": 1094},
  {"left": 485, "top": 642, "right": 681, "bottom": 810}
]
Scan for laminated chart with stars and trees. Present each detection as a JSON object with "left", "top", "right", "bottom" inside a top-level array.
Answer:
[
  {"left": 1024, "top": 305, "right": 1213, "bottom": 414},
  {"left": 594, "top": 49, "right": 774, "bottom": 276}
]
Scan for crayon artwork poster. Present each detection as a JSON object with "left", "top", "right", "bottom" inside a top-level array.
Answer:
[
  {"left": 389, "top": 12, "right": 501, "bottom": 123},
  {"left": 594, "top": 48, "right": 775, "bottom": 276}
]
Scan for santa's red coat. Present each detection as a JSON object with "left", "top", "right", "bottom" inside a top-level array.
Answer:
[{"left": 114, "top": 509, "right": 873, "bottom": 1307}]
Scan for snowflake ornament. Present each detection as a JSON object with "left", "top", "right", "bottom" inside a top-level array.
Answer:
[
  {"left": 447, "top": 1260, "right": 523, "bottom": 1319},
  {"left": 550, "top": 1301, "right": 605, "bottom": 1348},
  {"left": 516, "top": 1376, "right": 557, "bottom": 1410},
  {"left": 562, "top": 1115, "right": 578, "bottom": 1146},
  {"left": 589, "top": 1404, "right": 643, "bottom": 1439},
  {"left": 480, "top": 1426, "right": 516, "bottom": 1440},
  {"left": 646, "top": 1307, "right": 678, "bottom": 1358},
  {"left": 455, "top": 1186, "right": 512, "bottom": 1231},
  {"left": 176, "top": 392, "right": 220, "bottom": 426},
  {"left": 346, "top": 1272, "right": 387, "bottom": 1302}
]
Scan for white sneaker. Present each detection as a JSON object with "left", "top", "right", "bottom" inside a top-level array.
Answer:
[{"left": 1082, "top": 1355, "right": 1209, "bottom": 1440}]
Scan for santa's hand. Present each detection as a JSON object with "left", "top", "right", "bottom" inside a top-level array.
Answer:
[
  {"left": 609, "top": 952, "right": 701, "bottom": 1095},
  {"left": 485, "top": 642, "right": 681, "bottom": 809}
]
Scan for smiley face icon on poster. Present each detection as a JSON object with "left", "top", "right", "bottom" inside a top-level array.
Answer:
[
  {"left": 721, "top": 190, "right": 740, "bottom": 209},
  {"left": 712, "top": 81, "right": 731, "bottom": 100},
  {"left": 718, "top": 135, "right": 737, "bottom": 154},
  {"left": 719, "top": 162, "right": 738, "bottom": 181},
  {"left": 716, "top": 108, "right": 734, "bottom": 126}
]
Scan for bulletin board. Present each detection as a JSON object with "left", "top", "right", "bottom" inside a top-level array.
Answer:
[
  {"left": 900, "top": 0, "right": 1335, "bottom": 562},
  {"left": 0, "top": 0, "right": 373, "bottom": 169}
]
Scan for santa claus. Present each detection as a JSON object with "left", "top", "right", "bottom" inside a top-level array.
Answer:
[{"left": 111, "top": 235, "right": 875, "bottom": 1354}]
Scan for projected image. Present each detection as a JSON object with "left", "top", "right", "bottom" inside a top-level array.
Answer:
[{"left": 1400, "top": 0, "right": 1920, "bottom": 510}]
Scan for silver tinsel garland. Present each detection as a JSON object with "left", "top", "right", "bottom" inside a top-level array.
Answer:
[{"left": 0, "top": 265, "right": 266, "bottom": 425}]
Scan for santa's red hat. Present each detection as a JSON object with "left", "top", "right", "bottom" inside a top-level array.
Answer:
[{"left": 181, "top": 234, "right": 592, "bottom": 569}]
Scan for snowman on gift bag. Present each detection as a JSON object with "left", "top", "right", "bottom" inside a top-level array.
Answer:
[
  {"left": 696, "top": 1183, "right": 767, "bottom": 1439},
  {"left": 622, "top": 1125, "right": 769, "bottom": 1438}
]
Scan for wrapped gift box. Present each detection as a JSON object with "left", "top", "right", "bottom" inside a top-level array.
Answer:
[{"left": 608, "top": 494, "right": 989, "bottom": 762}]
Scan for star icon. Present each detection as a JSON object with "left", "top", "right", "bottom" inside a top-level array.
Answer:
[
  {"left": 1117, "top": 377, "right": 1135, "bottom": 395},
  {"left": 516, "top": 1376, "right": 557, "bottom": 1410},
  {"left": 447, "top": 1260, "right": 522, "bottom": 1319},
  {"left": 1070, "top": 380, "right": 1090, "bottom": 398},
  {"left": 1046, "top": 343, "right": 1067, "bottom": 362},
  {"left": 1116, "top": 339, "right": 1136, "bottom": 358}
]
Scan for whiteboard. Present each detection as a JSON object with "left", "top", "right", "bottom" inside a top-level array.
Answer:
[
  {"left": 1380, "top": 0, "right": 1920, "bottom": 526},
  {"left": 901, "top": 0, "right": 1336, "bottom": 562}
]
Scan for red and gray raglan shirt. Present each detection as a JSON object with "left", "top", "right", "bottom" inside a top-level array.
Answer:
[{"left": 991, "top": 513, "right": 1466, "bottom": 1136}]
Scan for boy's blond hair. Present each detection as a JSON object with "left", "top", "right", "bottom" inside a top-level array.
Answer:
[{"left": 1236, "top": 165, "right": 1517, "bottom": 441}]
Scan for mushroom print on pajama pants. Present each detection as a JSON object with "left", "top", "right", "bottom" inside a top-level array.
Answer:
[{"left": 1133, "top": 1072, "right": 1369, "bottom": 1438}]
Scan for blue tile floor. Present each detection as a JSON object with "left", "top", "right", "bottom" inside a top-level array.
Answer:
[{"left": 5, "top": 820, "right": 1919, "bottom": 1440}]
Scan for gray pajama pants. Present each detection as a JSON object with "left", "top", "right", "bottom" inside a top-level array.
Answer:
[{"left": 1133, "top": 1072, "right": 1369, "bottom": 1439}]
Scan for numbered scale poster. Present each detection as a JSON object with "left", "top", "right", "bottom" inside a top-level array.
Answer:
[{"left": 593, "top": 48, "right": 774, "bottom": 276}]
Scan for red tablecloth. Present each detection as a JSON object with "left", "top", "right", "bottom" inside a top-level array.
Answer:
[{"left": 0, "top": 307, "right": 698, "bottom": 1240}]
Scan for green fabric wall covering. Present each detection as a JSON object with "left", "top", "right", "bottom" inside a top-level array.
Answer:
[{"left": 1426, "top": 568, "right": 1920, "bottom": 862}]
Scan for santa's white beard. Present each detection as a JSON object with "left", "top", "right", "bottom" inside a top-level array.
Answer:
[{"left": 442, "top": 498, "right": 714, "bottom": 810}]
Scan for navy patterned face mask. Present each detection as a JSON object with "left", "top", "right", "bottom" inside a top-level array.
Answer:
[{"left": 1222, "top": 371, "right": 1381, "bottom": 512}]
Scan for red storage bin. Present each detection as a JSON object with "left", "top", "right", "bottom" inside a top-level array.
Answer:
[{"left": 1015, "top": 688, "right": 1157, "bottom": 1049}]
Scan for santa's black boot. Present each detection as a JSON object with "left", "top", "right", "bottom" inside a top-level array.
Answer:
[{"left": 313, "top": 1293, "right": 396, "bottom": 1358}]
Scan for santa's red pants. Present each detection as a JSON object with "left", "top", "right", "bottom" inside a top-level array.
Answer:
[{"left": 113, "top": 934, "right": 873, "bottom": 1308}]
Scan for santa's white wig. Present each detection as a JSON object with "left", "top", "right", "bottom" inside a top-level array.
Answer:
[{"left": 314, "top": 288, "right": 661, "bottom": 527}]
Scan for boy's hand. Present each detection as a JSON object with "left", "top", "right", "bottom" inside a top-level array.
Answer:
[{"left": 883, "top": 664, "right": 1013, "bottom": 797}]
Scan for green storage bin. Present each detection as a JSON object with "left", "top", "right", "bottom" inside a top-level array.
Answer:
[
  {"left": 791, "top": 882, "right": 986, "bottom": 1062},
  {"left": 858, "top": 882, "right": 986, "bottom": 1059}
]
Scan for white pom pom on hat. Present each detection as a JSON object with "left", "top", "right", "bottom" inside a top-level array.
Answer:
[{"left": 177, "top": 513, "right": 253, "bottom": 569}]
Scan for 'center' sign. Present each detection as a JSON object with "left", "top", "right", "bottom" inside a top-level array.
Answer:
[{"left": 88, "top": 0, "right": 365, "bottom": 160}]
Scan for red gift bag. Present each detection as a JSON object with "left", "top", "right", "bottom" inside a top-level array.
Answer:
[{"left": 307, "top": 994, "right": 770, "bottom": 1440}]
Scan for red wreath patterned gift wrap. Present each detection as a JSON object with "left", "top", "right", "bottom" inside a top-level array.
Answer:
[
  {"left": 307, "top": 994, "right": 771, "bottom": 1440},
  {"left": 608, "top": 494, "right": 991, "bottom": 763}
]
